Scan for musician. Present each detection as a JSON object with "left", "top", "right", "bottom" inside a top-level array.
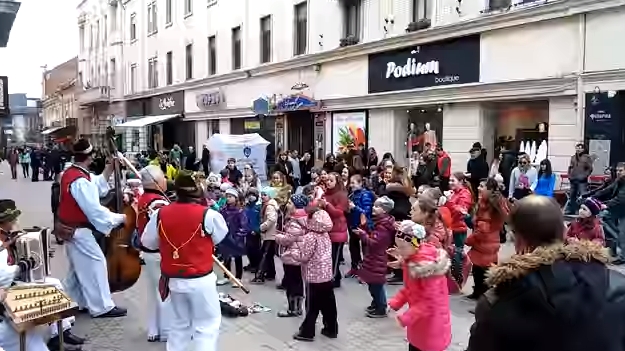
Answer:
[
  {"left": 57, "top": 138, "right": 127, "bottom": 318},
  {"left": 137, "top": 165, "right": 173, "bottom": 342},
  {"left": 141, "top": 170, "right": 228, "bottom": 351},
  {"left": 0, "top": 200, "right": 84, "bottom": 351}
]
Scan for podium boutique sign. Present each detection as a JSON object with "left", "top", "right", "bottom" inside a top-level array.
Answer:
[{"left": 368, "top": 35, "right": 481, "bottom": 94}]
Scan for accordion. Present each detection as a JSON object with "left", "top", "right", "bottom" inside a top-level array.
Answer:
[{"left": 13, "top": 227, "right": 53, "bottom": 283}]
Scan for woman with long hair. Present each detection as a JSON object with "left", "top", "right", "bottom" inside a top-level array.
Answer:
[
  {"left": 444, "top": 172, "right": 474, "bottom": 291},
  {"left": 509, "top": 153, "right": 537, "bottom": 200},
  {"left": 318, "top": 172, "right": 349, "bottom": 288},
  {"left": 531, "top": 159, "right": 556, "bottom": 197},
  {"left": 384, "top": 166, "right": 414, "bottom": 285}
]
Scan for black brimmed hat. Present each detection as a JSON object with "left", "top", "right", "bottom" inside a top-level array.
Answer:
[
  {"left": 73, "top": 138, "right": 94, "bottom": 155},
  {"left": 174, "top": 170, "right": 203, "bottom": 198},
  {"left": 0, "top": 199, "right": 21, "bottom": 224}
]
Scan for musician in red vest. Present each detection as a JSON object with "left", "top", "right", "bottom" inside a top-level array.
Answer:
[
  {"left": 436, "top": 145, "right": 452, "bottom": 192},
  {"left": 136, "top": 165, "right": 173, "bottom": 342},
  {"left": 141, "top": 170, "right": 227, "bottom": 351},
  {"left": 56, "top": 138, "right": 127, "bottom": 318}
]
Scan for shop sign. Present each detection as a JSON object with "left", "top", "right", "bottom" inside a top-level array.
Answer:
[
  {"left": 0, "top": 76, "right": 8, "bottom": 115},
  {"left": 274, "top": 94, "right": 319, "bottom": 112},
  {"left": 150, "top": 91, "right": 184, "bottom": 115},
  {"left": 585, "top": 92, "right": 617, "bottom": 139},
  {"left": 368, "top": 35, "right": 481, "bottom": 93},
  {"left": 196, "top": 89, "right": 225, "bottom": 110}
]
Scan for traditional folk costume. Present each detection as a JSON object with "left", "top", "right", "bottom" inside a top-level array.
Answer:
[
  {"left": 0, "top": 200, "right": 84, "bottom": 351},
  {"left": 141, "top": 171, "right": 228, "bottom": 351},
  {"left": 55, "top": 139, "right": 127, "bottom": 318},
  {"left": 136, "top": 187, "right": 173, "bottom": 342}
]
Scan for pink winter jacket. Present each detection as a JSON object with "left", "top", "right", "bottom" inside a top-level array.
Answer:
[
  {"left": 275, "top": 209, "right": 308, "bottom": 266},
  {"left": 284, "top": 210, "right": 333, "bottom": 283},
  {"left": 389, "top": 243, "right": 452, "bottom": 351}
]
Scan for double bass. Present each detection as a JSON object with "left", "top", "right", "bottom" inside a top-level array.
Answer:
[{"left": 101, "top": 127, "right": 142, "bottom": 293}]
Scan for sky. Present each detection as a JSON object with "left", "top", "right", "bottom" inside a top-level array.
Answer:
[{"left": 0, "top": 0, "right": 77, "bottom": 98}]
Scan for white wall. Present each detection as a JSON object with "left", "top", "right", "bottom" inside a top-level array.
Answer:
[
  {"left": 585, "top": 8, "right": 625, "bottom": 73},
  {"left": 442, "top": 103, "right": 485, "bottom": 172},
  {"left": 547, "top": 96, "right": 579, "bottom": 173}
]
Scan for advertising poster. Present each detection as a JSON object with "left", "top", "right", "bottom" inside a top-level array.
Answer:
[{"left": 332, "top": 112, "right": 367, "bottom": 154}]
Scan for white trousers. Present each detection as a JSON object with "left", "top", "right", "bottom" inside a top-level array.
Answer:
[
  {"left": 63, "top": 228, "right": 115, "bottom": 316},
  {"left": 42, "top": 277, "right": 74, "bottom": 337},
  {"left": 167, "top": 272, "right": 221, "bottom": 351},
  {"left": 142, "top": 252, "right": 173, "bottom": 339}
]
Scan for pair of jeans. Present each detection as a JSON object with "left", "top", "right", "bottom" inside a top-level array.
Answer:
[
  {"left": 600, "top": 210, "right": 625, "bottom": 260},
  {"left": 452, "top": 231, "right": 467, "bottom": 285},
  {"left": 282, "top": 264, "right": 304, "bottom": 298},
  {"left": 223, "top": 256, "right": 243, "bottom": 280},
  {"left": 565, "top": 181, "right": 587, "bottom": 215},
  {"left": 256, "top": 240, "right": 276, "bottom": 280},
  {"left": 331, "top": 243, "right": 344, "bottom": 286},
  {"left": 245, "top": 233, "right": 262, "bottom": 270},
  {"left": 348, "top": 229, "right": 365, "bottom": 270},
  {"left": 367, "top": 283, "right": 387, "bottom": 311}
]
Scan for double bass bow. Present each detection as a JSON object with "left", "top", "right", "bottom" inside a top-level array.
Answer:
[{"left": 102, "top": 127, "right": 142, "bottom": 293}]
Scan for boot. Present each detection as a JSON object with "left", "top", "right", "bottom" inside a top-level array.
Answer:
[
  {"left": 277, "top": 297, "right": 297, "bottom": 317},
  {"left": 294, "top": 297, "right": 304, "bottom": 316}
]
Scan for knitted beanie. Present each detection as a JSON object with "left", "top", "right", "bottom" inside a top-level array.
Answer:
[
  {"left": 290, "top": 194, "right": 309, "bottom": 209},
  {"left": 583, "top": 198, "right": 602, "bottom": 216}
]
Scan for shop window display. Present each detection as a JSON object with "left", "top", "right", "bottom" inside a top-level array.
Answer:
[{"left": 406, "top": 108, "right": 443, "bottom": 158}]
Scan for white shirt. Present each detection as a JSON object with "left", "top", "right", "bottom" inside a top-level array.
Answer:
[
  {"left": 140, "top": 206, "right": 228, "bottom": 251},
  {"left": 0, "top": 241, "right": 19, "bottom": 289},
  {"left": 68, "top": 165, "right": 126, "bottom": 235}
]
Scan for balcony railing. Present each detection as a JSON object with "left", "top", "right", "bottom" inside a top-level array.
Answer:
[{"left": 78, "top": 86, "right": 111, "bottom": 106}]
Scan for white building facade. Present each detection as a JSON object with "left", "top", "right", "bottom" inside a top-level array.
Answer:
[{"left": 81, "top": 0, "right": 625, "bottom": 172}]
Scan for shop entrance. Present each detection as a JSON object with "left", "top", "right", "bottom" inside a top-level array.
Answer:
[{"left": 286, "top": 111, "right": 314, "bottom": 154}]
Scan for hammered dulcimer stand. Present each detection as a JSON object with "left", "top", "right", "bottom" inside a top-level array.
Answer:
[{"left": 2, "top": 284, "right": 78, "bottom": 351}]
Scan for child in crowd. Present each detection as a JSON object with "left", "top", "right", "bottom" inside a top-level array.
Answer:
[
  {"left": 565, "top": 197, "right": 605, "bottom": 245},
  {"left": 243, "top": 188, "right": 262, "bottom": 273},
  {"left": 220, "top": 168, "right": 232, "bottom": 186},
  {"left": 444, "top": 172, "right": 474, "bottom": 290},
  {"left": 347, "top": 174, "right": 375, "bottom": 277},
  {"left": 354, "top": 196, "right": 396, "bottom": 318},
  {"left": 297, "top": 168, "right": 320, "bottom": 195},
  {"left": 465, "top": 178, "right": 509, "bottom": 299},
  {"left": 417, "top": 184, "right": 431, "bottom": 196},
  {"left": 217, "top": 188, "right": 249, "bottom": 286},
  {"left": 205, "top": 173, "right": 225, "bottom": 210},
  {"left": 285, "top": 208, "right": 338, "bottom": 342},
  {"left": 387, "top": 226, "right": 451, "bottom": 351},
  {"left": 252, "top": 187, "right": 279, "bottom": 284},
  {"left": 274, "top": 194, "right": 309, "bottom": 317}
]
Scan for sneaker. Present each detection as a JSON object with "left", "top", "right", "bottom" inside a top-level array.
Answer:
[
  {"left": 216, "top": 278, "right": 230, "bottom": 286},
  {"left": 365, "top": 304, "right": 375, "bottom": 313},
  {"left": 366, "top": 309, "right": 388, "bottom": 318}
]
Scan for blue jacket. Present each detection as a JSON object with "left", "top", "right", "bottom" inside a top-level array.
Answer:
[
  {"left": 532, "top": 174, "right": 556, "bottom": 197},
  {"left": 349, "top": 188, "right": 375, "bottom": 230},
  {"left": 218, "top": 205, "right": 249, "bottom": 258},
  {"left": 244, "top": 203, "right": 261, "bottom": 234}
]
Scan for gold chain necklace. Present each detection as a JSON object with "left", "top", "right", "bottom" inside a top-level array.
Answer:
[{"left": 159, "top": 221, "right": 203, "bottom": 260}]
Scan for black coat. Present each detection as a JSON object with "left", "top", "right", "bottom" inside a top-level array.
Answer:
[
  {"left": 383, "top": 183, "right": 412, "bottom": 221},
  {"left": 468, "top": 241, "right": 625, "bottom": 351}
]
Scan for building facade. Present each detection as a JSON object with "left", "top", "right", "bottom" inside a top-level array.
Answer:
[
  {"left": 79, "top": 0, "right": 625, "bottom": 172},
  {"left": 3, "top": 94, "right": 43, "bottom": 146},
  {"left": 41, "top": 57, "right": 83, "bottom": 136}
]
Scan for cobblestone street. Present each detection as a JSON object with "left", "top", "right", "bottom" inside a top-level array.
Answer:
[{"left": 0, "top": 163, "right": 499, "bottom": 351}]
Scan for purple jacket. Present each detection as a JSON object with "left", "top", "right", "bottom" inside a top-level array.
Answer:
[
  {"left": 357, "top": 214, "right": 396, "bottom": 284},
  {"left": 218, "top": 204, "right": 249, "bottom": 258}
]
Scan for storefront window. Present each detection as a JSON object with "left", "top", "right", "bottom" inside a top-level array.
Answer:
[
  {"left": 405, "top": 107, "right": 443, "bottom": 158},
  {"left": 131, "top": 129, "right": 140, "bottom": 152},
  {"left": 210, "top": 119, "right": 220, "bottom": 135}
]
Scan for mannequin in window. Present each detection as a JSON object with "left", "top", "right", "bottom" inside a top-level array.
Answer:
[
  {"left": 423, "top": 122, "right": 437, "bottom": 150},
  {"left": 407, "top": 122, "right": 419, "bottom": 157}
]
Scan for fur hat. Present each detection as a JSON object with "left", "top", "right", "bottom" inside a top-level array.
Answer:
[
  {"left": 583, "top": 198, "right": 602, "bottom": 216},
  {"left": 290, "top": 194, "right": 309, "bottom": 209},
  {"left": 174, "top": 170, "right": 203, "bottom": 198},
  {"left": 0, "top": 199, "right": 21, "bottom": 224},
  {"left": 72, "top": 138, "right": 93, "bottom": 155},
  {"left": 260, "top": 186, "right": 277, "bottom": 199},
  {"left": 206, "top": 172, "right": 221, "bottom": 187},
  {"left": 225, "top": 188, "right": 239, "bottom": 198},
  {"left": 374, "top": 196, "right": 395, "bottom": 213}
]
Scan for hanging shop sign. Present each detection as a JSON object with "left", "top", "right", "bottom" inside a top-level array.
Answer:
[
  {"left": 196, "top": 89, "right": 225, "bottom": 110},
  {"left": 150, "top": 91, "right": 185, "bottom": 115},
  {"left": 368, "top": 35, "right": 481, "bottom": 93},
  {"left": 0, "top": 76, "right": 8, "bottom": 116},
  {"left": 585, "top": 92, "right": 618, "bottom": 139},
  {"left": 273, "top": 94, "right": 319, "bottom": 112}
]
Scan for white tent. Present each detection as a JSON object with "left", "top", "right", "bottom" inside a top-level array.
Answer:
[{"left": 205, "top": 133, "right": 270, "bottom": 180}]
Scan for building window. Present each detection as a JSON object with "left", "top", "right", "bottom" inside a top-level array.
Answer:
[
  {"left": 132, "top": 129, "right": 140, "bottom": 151},
  {"left": 166, "top": 51, "right": 173, "bottom": 85},
  {"left": 148, "top": 57, "right": 158, "bottom": 89},
  {"left": 130, "top": 13, "right": 137, "bottom": 41},
  {"left": 208, "top": 35, "right": 216, "bottom": 75},
  {"left": 184, "top": 0, "right": 192, "bottom": 16},
  {"left": 412, "top": 0, "right": 430, "bottom": 20},
  {"left": 147, "top": 1, "right": 157, "bottom": 35},
  {"left": 110, "top": 58, "right": 116, "bottom": 89},
  {"left": 79, "top": 26, "right": 85, "bottom": 50},
  {"left": 130, "top": 64, "right": 137, "bottom": 94},
  {"left": 294, "top": 2, "right": 307, "bottom": 56},
  {"left": 185, "top": 43, "right": 193, "bottom": 80},
  {"left": 344, "top": 1, "right": 361, "bottom": 39},
  {"left": 260, "top": 15, "right": 272, "bottom": 64},
  {"left": 104, "top": 15, "right": 108, "bottom": 43},
  {"left": 232, "top": 26, "right": 241, "bottom": 70},
  {"left": 165, "top": 0, "right": 172, "bottom": 24}
]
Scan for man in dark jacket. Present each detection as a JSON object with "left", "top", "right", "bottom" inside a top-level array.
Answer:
[
  {"left": 565, "top": 143, "right": 594, "bottom": 214},
  {"left": 466, "top": 147, "right": 489, "bottom": 201},
  {"left": 468, "top": 195, "right": 625, "bottom": 351},
  {"left": 584, "top": 162, "right": 625, "bottom": 263},
  {"left": 498, "top": 147, "right": 518, "bottom": 197}
]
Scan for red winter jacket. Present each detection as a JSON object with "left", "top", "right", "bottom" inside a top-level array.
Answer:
[
  {"left": 323, "top": 187, "right": 349, "bottom": 243},
  {"left": 565, "top": 217, "right": 605, "bottom": 246},
  {"left": 444, "top": 186, "right": 473, "bottom": 232},
  {"left": 466, "top": 197, "right": 509, "bottom": 267}
]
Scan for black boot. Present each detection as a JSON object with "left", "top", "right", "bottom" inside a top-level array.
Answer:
[
  {"left": 277, "top": 297, "right": 297, "bottom": 317},
  {"left": 294, "top": 297, "right": 304, "bottom": 316},
  {"left": 47, "top": 337, "right": 82, "bottom": 351},
  {"left": 94, "top": 306, "right": 127, "bottom": 318},
  {"left": 63, "top": 330, "right": 86, "bottom": 345}
]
